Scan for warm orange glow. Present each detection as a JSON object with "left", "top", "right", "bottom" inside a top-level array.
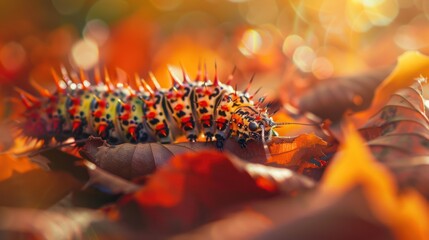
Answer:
[
  {"left": 1, "top": 1, "right": 429, "bottom": 238},
  {"left": 239, "top": 29, "right": 263, "bottom": 57}
]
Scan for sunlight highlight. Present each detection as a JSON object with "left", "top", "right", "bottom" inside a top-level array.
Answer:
[{"left": 71, "top": 39, "right": 99, "bottom": 70}]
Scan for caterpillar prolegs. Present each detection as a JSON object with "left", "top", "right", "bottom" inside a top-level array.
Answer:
[{"left": 17, "top": 64, "right": 278, "bottom": 149}]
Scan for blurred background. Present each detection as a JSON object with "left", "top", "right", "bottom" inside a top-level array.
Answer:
[{"left": 0, "top": 0, "right": 428, "bottom": 115}]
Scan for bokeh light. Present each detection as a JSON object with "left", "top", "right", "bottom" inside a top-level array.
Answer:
[
  {"left": 238, "top": 29, "right": 262, "bottom": 57},
  {"left": 282, "top": 35, "right": 304, "bottom": 58},
  {"left": 346, "top": 0, "right": 399, "bottom": 32},
  {"left": 311, "top": 57, "right": 334, "bottom": 79},
  {"left": 293, "top": 46, "right": 316, "bottom": 73},
  {"left": 71, "top": 39, "right": 99, "bottom": 70}
]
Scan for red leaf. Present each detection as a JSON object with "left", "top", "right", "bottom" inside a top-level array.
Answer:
[{"left": 109, "top": 151, "right": 281, "bottom": 233}]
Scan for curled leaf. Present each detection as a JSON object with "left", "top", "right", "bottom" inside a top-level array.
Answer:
[
  {"left": 373, "top": 51, "right": 429, "bottom": 110},
  {"left": 357, "top": 78, "right": 429, "bottom": 199}
]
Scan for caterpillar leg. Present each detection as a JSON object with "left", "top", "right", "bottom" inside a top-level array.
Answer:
[
  {"left": 187, "top": 134, "right": 197, "bottom": 142},
  {"left": 215, "top": 135, "right": 225, "bottom": 149},
  {"left": 205, "top": 132, "right": 214, "bottom": 143},
  {"left": 238, "top": 138, "right": 247, "bottom": 148}
]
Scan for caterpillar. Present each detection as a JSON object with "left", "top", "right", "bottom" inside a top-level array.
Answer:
[{"left": 16, "top": 64, "right": 279, "bottom": 149}]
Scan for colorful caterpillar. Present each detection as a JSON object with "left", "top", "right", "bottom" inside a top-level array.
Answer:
[{"left": 16, "top": 64, "right": 278, "bottom": 149}]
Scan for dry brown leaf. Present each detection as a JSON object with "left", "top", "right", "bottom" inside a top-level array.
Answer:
[{"left": 292, "top": 67, "right": 390, "bottom": 121}]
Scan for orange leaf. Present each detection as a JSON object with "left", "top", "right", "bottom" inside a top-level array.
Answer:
[
  {"left": 353, "top": 51, "right": 429, "bottom": 124},
  {"left": 374, "top": 51, "right": 429, "bottom": 107},
  {"left": 321, "top": 123, "right": 429, "bottom": 240},
  {"left": 267, "top": 133, "right": 334, "bottom": 174}
]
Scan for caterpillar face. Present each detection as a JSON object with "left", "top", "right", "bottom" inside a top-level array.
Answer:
[{"left": 230, "top": 106, "right": 274, "bottom": 147}]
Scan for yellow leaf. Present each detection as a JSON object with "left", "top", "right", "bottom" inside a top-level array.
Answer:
[
  {"left": 353, "top": 51, "right": 429, "bottom": 125},
  {"left": 376, "top": 51, "right": 429, "bottom": 102},
  {"left": 320, "top": 123, "right": 429, "bottom": 240}
]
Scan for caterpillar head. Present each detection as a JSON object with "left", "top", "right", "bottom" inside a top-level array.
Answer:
[
  {"left": 231, "top": 106, "right": 275, "bottom": 146},
  {"left": 248, "top": 116, "right": 276, "bottom": 141}
]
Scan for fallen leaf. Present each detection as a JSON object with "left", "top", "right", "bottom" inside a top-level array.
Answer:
[
  {"left": 321, "top": 123, "right": 429, "bottom": 240},
  {"left": 267, "top": 133, "right": 335, "bottom": 172},
  {"left": 37, "top": 148, "right": 140, "bottom": 195},
  {"left": 171, "top": 185, "right": 395, "bottom": 240},
  {"left": 108, "top": 150, "right": 314, "bottom": 234},
  {"left": 373, "top": 51, "right": 429, "bottom": 110},
  {"left": 82, "top": 134, "right": 334, "bottom": 180},
  {"left": 357, "top": 78, "right": 429, "bottom": 198},
  {"left": 352, "top": 51, "right": 429, "bottom": 124}
]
